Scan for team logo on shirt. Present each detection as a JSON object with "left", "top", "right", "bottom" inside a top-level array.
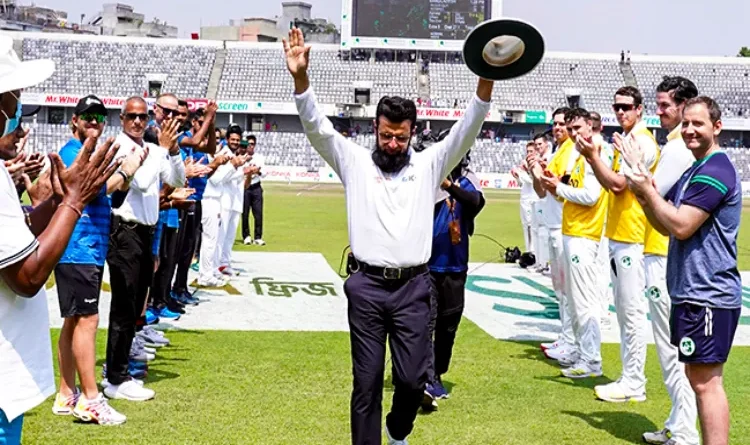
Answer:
[
  {"left": 574, "top": 165, "right": 581, "bottom": 174},
  {"left": 570, "top": 255, "right": 580, "bottom": 264},
  {"left": 620, "top": 256, "right": 632, "bottom": 269},
  {"left": 646, "top": 286, "right": 661, "bottom": 302},
  {"left": 679, "top": 337, "right": 696, "bottom": 356}
]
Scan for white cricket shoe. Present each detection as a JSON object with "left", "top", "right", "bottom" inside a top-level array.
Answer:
[
  {"left": 540, "top": 339, "right": 563, "bottom": 351},
  {"left": 386, "top": 426, "right": 408, "bottom": 445},
  {"left": 561, "top": 361, "right": 603, "bottom": 379},
  {"left": 544, "top": 343, "right": 578, "bottom": 363},
  {"left": 254, "top": 239, "right": 266, "bottom": 246},
  {"left": 197, "top": 276, "right": 226, "bottom": 287},
  {"left": 73, "top": 393, "right": 127, "bottom": 425},
  {"left": 103, "top": 379, "right": 155, "bottom": 401},
  {"left": 594, "top": 379, "right": 646, "bottom": 403},
  {"left": 642, "top": 428, "right": 672, "bottom": 444},
  {"left": 243, "top": 236, "right": 253, "bottom": 245}
]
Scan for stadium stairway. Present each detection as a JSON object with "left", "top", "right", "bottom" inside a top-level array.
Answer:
[
  {"left": 619, "top": 60, "right": 639, "bottom": 88},
  {"left": 206, "top": 46, "right": 227, "bottom": 100},
  {"left": 12, "top": 37, "right": 24, "bottom": 60}
]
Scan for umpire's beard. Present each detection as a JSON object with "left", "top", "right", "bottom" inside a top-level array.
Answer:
[{"left": 372, "top": 144, "right": 410, "bottom": 174}]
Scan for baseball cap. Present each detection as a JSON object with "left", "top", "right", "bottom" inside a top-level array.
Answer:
[
  {"left": 74, "top": 95, "right": 107, "bottom": 116},
  {"left": 0, "top": 35, "right": 55, "bottom": 95}
]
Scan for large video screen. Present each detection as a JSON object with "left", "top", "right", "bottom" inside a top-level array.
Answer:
[{"left": 353, "top": 0, "right": 490, "bottom": 41}]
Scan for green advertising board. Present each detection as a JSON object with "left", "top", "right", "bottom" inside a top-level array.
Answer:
[{"left": 524, "top": 110, "right": 547, "bottom": 124}]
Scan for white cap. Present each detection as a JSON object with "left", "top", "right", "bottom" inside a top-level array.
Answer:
[{"left": 0, "top": 35, "right": 55, "bottom": 95}]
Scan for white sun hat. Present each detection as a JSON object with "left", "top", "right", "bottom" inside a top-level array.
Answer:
[{"left": 0, "top": 35, "right": 55, "bottom": 95}]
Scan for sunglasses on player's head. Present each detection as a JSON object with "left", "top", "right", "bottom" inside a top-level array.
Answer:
[{"left": 612, "top": 103, "right": 635, "bottom": 112}]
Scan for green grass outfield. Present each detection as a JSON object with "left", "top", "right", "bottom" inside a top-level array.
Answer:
[{"left": 24, "top": 183, "right": 750, "bottom": 445}]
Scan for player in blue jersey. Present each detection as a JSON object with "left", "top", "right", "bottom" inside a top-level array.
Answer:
[{"left": 627, "top": 96, "right": 741, "bottom": 445}]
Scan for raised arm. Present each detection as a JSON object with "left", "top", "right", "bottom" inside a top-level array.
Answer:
[
  {"left": 427, "top": 80, "right": 493, "bottom": 181},
  {"left": 181, "top": 103, "right": 218, "bottom": 155},
  {"left": 285, "top": 28, "right": 356, "bottom": 179},
  {"left": 157, "top": 119, "right": 187, "bottom": 188}
]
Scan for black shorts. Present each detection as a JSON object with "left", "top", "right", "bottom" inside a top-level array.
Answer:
[
  {"left": 670, "top": 303, "right": 741, "bottom": 364},
  {"left": 54, "top": 264, "right": 104, "bottom": 318}
]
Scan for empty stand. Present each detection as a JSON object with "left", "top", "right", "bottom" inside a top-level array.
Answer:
[{"left": 22, "top": 38, "right": 216, "bottom": 98}]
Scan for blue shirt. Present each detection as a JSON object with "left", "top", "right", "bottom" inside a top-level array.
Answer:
[
  {"left": 189, "top": 151, "right": 209, "bottom": 201},
  {"left": 666, "top": 151, "right": 742, "bottom": 309},
  {"left": 59, "top": 138, "right": 111, "bottom": 266},
  {"left": 428, "top": 176, "right": 479, "bottom": 273}
]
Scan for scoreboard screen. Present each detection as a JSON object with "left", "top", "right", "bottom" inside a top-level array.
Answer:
[{"left": 352, "top": 0, "right": 491, "bottom": 41}]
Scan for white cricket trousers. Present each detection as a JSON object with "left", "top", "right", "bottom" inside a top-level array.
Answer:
[
  {"left": 521, "top": 199, "right": 534, "bottom": 253},
  {"left": 218, "top": 209, "right": 241, "bottom": 268},
  {"left": 562, "top": 235, "right": 602, "bottom": 363},
  {"left": 199, "top": 197, "right": 222, "bottom": 283},
  {"left": 597, "top": 235, "right": 611, "bottom": 317},
  {"left": 549, "top": 229, "right": 574, "bottom": 345},
  {"left": 608, "top": 240, "right": 647, "bottom": 391},
  {"left": 536, "top": 225, "right": 550, "bottom": 267},
  {"left": 645, "top": 255, "right": 699, "bottom": 445}
]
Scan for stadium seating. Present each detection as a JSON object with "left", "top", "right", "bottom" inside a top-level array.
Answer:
[
  {"left": 22, "top": 38, "right": 216, "bottom": 98},
  {"left": 631, "top": 60, "right": 750, "bottom": 117},
  {"left": 429, "top": 56, "right": 624, "bottom": 113},
  {"left": 218, "top": 46, "right": 419, "bottom": 104}
]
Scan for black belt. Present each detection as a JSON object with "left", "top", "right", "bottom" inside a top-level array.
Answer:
[
  {"left": 112, "top": 214, "right": 156, "bottom": 235},
  {"left": 355, "top": 260, "right": 428, "bottom": 280}
]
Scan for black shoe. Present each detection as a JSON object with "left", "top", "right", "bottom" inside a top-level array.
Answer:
[{"left": 166, "top": 301, "right": 186, "bottom": 314}]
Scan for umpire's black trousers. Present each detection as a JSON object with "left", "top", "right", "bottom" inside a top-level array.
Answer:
[
  {"left": 106, "top": 216, "right": 155, "bottom": 385},
  {"left": 151, "top": 224, "right": 179, "bottom": 309},
  {"left": 242, "top": 183, "right": 263, "bottom": 241},
  {"left": 427, "top": 271, "right": 467, "bottom": 382},
  {"left": 343, "top": 266, "right": 432, "bottom": 445}
]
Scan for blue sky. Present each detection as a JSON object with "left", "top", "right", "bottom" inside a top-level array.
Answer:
[{"left": 36, "top": 0, "right": 750, "bottom": 57}]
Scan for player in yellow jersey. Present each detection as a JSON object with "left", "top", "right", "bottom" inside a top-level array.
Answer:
[
  {"left": 540, "top": 108, "right": 610, "bottom": 377},
  {"left": 528, "top": 108, "right": 576, "bottom": 358},
  {"left": 578, "top": 86, "right": 658, "bottom": 403},
  {"left": 634, "top": 77, "right": 700, "bottom": 445},
  {"left": 590, "top": 112, "right": 614, "bottom": 329}
]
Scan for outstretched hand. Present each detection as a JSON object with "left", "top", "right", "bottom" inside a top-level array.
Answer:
[{"left": 282, "top": 27, "right": 311, "bottom": 79}]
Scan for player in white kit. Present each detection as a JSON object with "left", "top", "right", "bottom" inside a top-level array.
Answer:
[
  {"left": 511, "top": 141, "right": 538, "bottom": 254},
  {"left": 529, "top": 109, "right": 576, "bottom": 355},
  {"left": 531, "top": 133, "right": 554, "bottom": 271}
]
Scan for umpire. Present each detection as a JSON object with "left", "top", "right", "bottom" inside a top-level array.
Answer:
[{"left": 285, "top": 28, "right": 493, "bottom": 445}]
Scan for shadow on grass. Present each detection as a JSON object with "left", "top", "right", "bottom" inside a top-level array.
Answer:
[
  {"left": 561, "top": 410, "right": 658, "bottom": 444},
  {"left": 534, "top": 374, "right": 614, "bottom": 390},
  {"left": 503, "top": 339, "right": 566, "bottom": 371}
]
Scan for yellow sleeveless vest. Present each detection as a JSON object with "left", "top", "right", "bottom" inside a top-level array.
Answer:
[
  {"left": 605, "top": 126, "right": 657, "bottom": 244},
  {"left": 562, "top": 153, "right": 608, "bottom": 241},
  {"left": 644, "top": 129, "right": 683, "bottom": 256}
]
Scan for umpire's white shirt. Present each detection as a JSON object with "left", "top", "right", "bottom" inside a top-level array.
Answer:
[
  {"left": 112, "top": 132, "right": 186, "bottom": 226},
  {"left": 295, "top": 87, "right": 490, "bottom": 268}
]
